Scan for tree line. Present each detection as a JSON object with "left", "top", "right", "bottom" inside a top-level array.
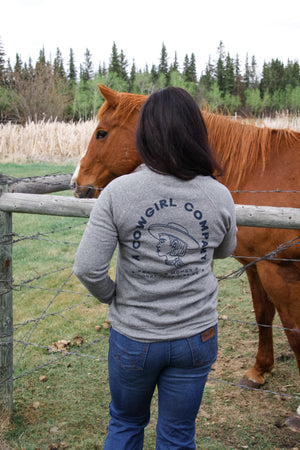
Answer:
[{"left": 0, "top": 39, "right": 299, "bottom": 123}]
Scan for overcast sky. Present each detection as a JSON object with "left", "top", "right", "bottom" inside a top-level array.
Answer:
[{"left": 1, "top": 0, "right": 299, "bottom": 77}]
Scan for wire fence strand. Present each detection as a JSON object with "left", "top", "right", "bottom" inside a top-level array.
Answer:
[{"left": 0, "top": 185, "right": 299, "bottom": 421}]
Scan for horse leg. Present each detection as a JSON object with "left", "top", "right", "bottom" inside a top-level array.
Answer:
[
  {"left": 256, "top": 261, "right": 300, "bottom": 372},
  {"left": 238, "top": 264, "right": 276, "bottom": 387},
  {"left": 254, "top": 260, "right": 300, "bottom": 429}
]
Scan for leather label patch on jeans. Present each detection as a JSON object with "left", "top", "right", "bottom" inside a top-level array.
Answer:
[{"left": 201, "top": 326, "right": 215, "bottom": 343}]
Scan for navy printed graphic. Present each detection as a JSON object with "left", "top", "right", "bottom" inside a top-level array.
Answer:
[{"left": 148, "top": 222, "right": 200, "bottom": 268}]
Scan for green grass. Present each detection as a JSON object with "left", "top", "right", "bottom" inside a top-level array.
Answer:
[
  {"left": 1, "top": 163, "right": 299, "bottom": 449},
  {"left": 0, "top": 161, "right": 76, "bottom": 178}
]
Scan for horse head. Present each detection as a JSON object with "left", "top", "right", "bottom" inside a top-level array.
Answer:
[{"left": 71, "top": 84, "right": 147, "bottom": 198}]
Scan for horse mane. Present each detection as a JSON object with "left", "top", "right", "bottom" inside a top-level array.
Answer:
[
  {"left": 98, "top": 91, "right": 147, "bottom": 125},
  {"left": 97, "top": 90, "right": 299, "bottom": 189},
  {"left": 202, "top": 111, "right": 300, "bottom": 188}
]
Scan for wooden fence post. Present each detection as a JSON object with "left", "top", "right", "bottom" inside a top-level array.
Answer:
[{"left": 0, "top": 183, "right": 13, "bottom": 420}]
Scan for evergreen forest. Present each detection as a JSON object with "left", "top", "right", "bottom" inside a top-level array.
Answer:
[{"left": 0, "top": 39, "right": 299, "bottom": 124}]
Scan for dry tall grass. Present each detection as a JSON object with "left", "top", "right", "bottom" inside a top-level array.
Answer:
[
  {"left": 0, "top": 119, "right": 97, "bottom": 163},
  {"left": 0, "top": 115, "right": 299, "bottom": 163}
]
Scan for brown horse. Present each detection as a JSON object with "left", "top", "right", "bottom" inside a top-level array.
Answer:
[{"left": 72, "top": 85, "right": 300, "bottom": 421}]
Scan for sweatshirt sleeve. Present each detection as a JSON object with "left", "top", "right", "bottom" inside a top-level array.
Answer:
[
  {"left": 73, "top": 189, "right": 117, "bottom": 304},
  {"left": 213, "top": 191, "right": 237, "bottom": 260},
  {"left": 213, "top": 220, "right": 237, "bottom": 259}
]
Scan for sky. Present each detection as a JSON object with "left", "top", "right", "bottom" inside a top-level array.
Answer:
[{"left": 0, "top": 0, "right": 299, "bottom": 78}]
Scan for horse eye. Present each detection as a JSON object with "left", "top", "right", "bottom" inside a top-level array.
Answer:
[{"left": 96, "top": 129, "right": 108, "bottom": 140}]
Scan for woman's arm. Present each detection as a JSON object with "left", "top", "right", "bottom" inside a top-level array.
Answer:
[{"left": 73, "top": 191, "right": 118, "bottom": 304}]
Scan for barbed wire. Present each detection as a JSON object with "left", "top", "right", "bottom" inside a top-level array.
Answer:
[
  {"left": 0, "top": 188, "right": 299, "bottom": 421},
  {"left": 217, "top": 235, "right": 300, "bottom": 281},
  {"left": 13, "top": 271, "right": 74, "bottom": 373},
  {"left": 9, "top": 335, "right": 300, "bottom": 401},
  {"left": 7, "top": 281, "right": 299, "bottom": 335},
  {"left": 207, "top": 377, "right": 300, "bottom": 401},
  {"left": 219, "top": 317, "right": 299, "bottom": 333},
  {"left": 12, "top": 335, "right": 109, "bottom": 382},
  {"left": 10, "top": 221, "right": 87, "bottom": 246},
  {"left": 0, "top": 229, "right": 299, "bottom": 336}
]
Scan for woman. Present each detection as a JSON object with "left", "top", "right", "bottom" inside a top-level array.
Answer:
[{"left": 73, "top": 87, "right": 237, "bottom": 449}]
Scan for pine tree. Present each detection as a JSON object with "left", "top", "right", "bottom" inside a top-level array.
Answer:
[
  {"left": 14, "top": 54, "right": 22, "bottom": 71},
  {"left": 129, "top": 59, "right": 136, "bottom": 92},
  {"left": 200, "top": 55, "right": 215, "bottom": 89},
  {"left": 53, "top": 47, "right": 66, "bottom": 79},
  {"left": 260, "top": 59, "right": 285, "bottom": 95},
  {"left": 102, "top": 62, "right": 107, "bottom": 76},
  {"left": 243, "top": 53, "right": 251, "bottom": 89},
  {"left": 37, "top": 47, "right": 46, "bottom": 65},
  {"left": 170, "top": 52, "right": 179, "bottom": 73},
  {"left": 249, "top": 55, "right": 258, "bottom": 88},
  {"left": 269, "top": 58, "right": 285, "bottom": 93},
  {"left": 233, "top": 54, "right": 243, "bottom": 98},
  {"left": 119, "top": 49, "right": 129, "bottom": 81},
  {"left": 215, "top": 41, "right": 226, "bottom": 94},
  {"left": 109, "top": 42, "right": 121, "bottom": 77},
  {"left": 68, "top": 48, "right": 77, "bottom": 84},
  {"left": 183, "top": 54, "right": 190, "bottom": 80},
  {"left": 0, "top": 37, "right": 5, "bottom": 86},
  {"left": 80, "top": 48, "right": 94, "bottom": 82},
  {"left": 158, "top": 43, "right": 169, "bottom": 85},
  {"left": 183, "top": 53, "right": 197, "bottom": 83},
  {"left": 260, "top": 62, "right": 270, "bottom": 97},
  {"left": 224, "top": 53, "right": 234, "bottom": 94},
  {"left": 283, "top": 60, "right": 300, "bottom": 88},
  {"left": 151, "top": 64, "right": 158, "bottom": 83},
  {"left": 189, "top": 53, "right": 197, "bottom": 83},
  {"left": 35, "top": 46, "right": 47, "bottom": 76}
]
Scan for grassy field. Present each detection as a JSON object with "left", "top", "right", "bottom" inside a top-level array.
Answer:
[{"left": 0, "top": 162, "right": 299, "bottom": 449}]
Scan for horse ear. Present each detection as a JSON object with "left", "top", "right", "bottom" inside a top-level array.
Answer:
[{"left": 97, "top": 84, "right": 120, "bottom": 108}]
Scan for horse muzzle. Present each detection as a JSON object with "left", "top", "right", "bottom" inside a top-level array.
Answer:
[{"left": 71, "top": 179, "right": 98, "bottom": 199}]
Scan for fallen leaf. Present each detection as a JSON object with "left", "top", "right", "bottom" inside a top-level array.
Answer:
[
  {"left": 102, "top": 321, "right": 110, "bottom": 329},
  {"left": 73, "top": 335, "right": 84, "bottom": 346},
  {"left": 39, "top": 375, "right": 47, "bottom": 382},
  {"left": 32, "top": 401, "right": 40, "bottom": 410},
  {"left": 48, "top": 340, "right": 71, "bottom": 353}
]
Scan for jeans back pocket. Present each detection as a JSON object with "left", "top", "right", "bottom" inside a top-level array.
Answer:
[
  {"left": 110, "top": 328, "right": 150, "bottom": 371},
  {"left": 187, "top": 325, "right": 218, "bottom": 368}
]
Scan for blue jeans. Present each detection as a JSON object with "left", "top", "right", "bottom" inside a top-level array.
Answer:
[{"left": 104, "top": 325, "right": 218, "bottom": 450}]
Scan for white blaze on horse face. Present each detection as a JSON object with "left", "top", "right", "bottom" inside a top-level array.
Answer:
[{"left": 71, "top": 151, "right": 86, "bottom": 187}]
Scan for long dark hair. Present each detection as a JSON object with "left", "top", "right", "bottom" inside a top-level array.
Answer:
[{"left": 136, "top": 87, "right": 222, "bottom": 180}]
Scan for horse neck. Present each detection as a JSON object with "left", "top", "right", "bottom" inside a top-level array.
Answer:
[{"left": 202, "top": 111, "right": 300, "bottom": 191}]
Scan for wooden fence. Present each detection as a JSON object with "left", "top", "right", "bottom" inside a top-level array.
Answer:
[{"left": 1, "top": 184, "right": 300, "bottom": 419}]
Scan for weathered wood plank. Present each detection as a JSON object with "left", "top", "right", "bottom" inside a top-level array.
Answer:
[
  {"left": 0, "top": 185, "right": 13, "bottom": 419},
  {"left": 235, "top": 204, "right": 300, "bottom": 229},
  {"left": 0, "top": 173, "right": 72, "bottom": 194},
  {"left": 0, "top": 192, "right": 299, "bottom": 228},
  {"left": 0, "top": 192, "right": 94, "bottom": 218}
]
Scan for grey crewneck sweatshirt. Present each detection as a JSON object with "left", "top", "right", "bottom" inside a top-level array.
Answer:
[{"left": 73, "top": 166, "right": 237, "bottom": 342}]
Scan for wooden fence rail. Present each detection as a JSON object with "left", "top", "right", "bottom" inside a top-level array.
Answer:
[
  {"left": 0, "top": 191, "right": 300, "bottom": 228},
  {"left": 0, "top": 173, "right": 72, "bottom": 194},
  {"left": 0, "top": 186, "right": 300, "bottom": 419}
]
